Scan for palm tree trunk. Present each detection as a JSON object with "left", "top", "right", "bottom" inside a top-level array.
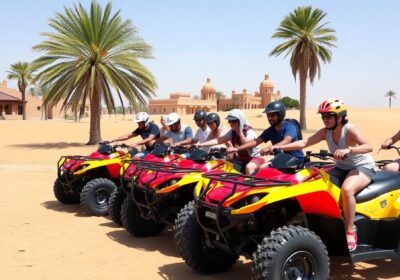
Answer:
[
  {"left": 88, "top": 92, "right": 101, "bottom": 145},
  {"left": 21, "top": 89, "right": 26, "bottom": 120},
  {"left": 299, "top": 70, "right": 307, "bottom": 130},
  {"left": 389, "top": 97, "right": 392, "bottom": 108}
]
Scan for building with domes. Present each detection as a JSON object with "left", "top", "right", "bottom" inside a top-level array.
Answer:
[{"left": 148, "top": 74, "right": 281, "bottom": 115}]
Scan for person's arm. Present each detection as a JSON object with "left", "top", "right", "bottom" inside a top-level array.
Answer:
[
  {"left": 382, "top": 130, "right": 400, "bottom": 148},
  {"left": 228, "top": 138, "right": 262, "bottom": 153},
  {"left": 275, "top": 128, "right": 326, "bottom": 151},
  {"left": 198, "top": 134, "right": 229, "bottom": 148},
  {"left": 110, "top": 132, "right": 136, "bottom": 143},
  {"left": 332, "top": 126, "right": 372, "bottom": 160},
  {"left": 131, "top": 134, "right": 157, "bottom": 147},
  {"left": 156, "top": 135, "right": 168, "bottom": 144}
]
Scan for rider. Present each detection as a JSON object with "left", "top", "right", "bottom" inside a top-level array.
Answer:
[
  {"left": 157, "top": 112, "right": 193, "bottom": 146},
  {"left": 178, "top": 111, "right": 211, "bottom": 152},
  {"left": 104, "top": 112, "right": 160, "bottom": 159},
  {"left": 380, "top": 130, "right": 400, "bottom": 171},
  {"left": 204, "top": 112, "right": 230, "bottom": 148},
  {"left": 268, "top": 98, "right": 376, "bottom": 252},
  {"left": 197, "top": 109, "right": 262, "bottom": 175},
  {"left": 227, "top": 101, "right": 304, "bottom": 173},
  {"left": 159, "top": 115, "right": 169, "bottom": 137}
]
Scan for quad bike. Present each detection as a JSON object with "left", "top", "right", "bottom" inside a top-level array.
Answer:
[
  {"left": 174, "top": 149, "right": 400, "bottom": 279},
  {"left": 109, "top": 144, "right": 188, "bottom": 225},
  {"left": 55, "top": 143, "right": 136, "bottom": 215},
  {"left": 120, "top": 147, "right": 241, "bottom": 237}
]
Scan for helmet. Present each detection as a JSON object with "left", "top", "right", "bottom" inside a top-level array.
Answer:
[
  {"left": 318, "top": 98, "right": 347, "bottom": 117},
  {"left": 134, "top": 112, "right": 150, "bottom": 125},
  {"left": 193, "top": 110, "right": 207, "bottom": 121},
  {"left": 205, "top": 113, "right": 220, "bottom": 127},
  {"left": 263, "top": 101, "right": 286, "bottom": 121},
  {"left": 165, "top": 112, "right": 180, "bottom": 126}
]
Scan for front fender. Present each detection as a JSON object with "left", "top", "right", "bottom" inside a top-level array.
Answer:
[
  {"left": 229, "top": 173, "right": 342, "bottom": 219},
  {"left": 156, "top": 172, "right": 203, "bottom": 194},
  {"left": 73, "top": 157, "right": 123, "bottom": 177}
]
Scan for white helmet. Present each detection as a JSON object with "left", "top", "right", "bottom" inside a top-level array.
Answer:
[
  {"left": 165, "top": 112, "right": 180, "bottom": 126},
  {"left": 134, "top": 112, "right": 150, "bottom": 126}
]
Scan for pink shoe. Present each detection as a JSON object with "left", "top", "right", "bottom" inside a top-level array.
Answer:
[{"left": 346, "top": 231, "right": 358, "bottom": 252}]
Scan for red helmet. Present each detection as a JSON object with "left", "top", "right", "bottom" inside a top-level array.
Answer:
[{"left": 318, "top": 98, "right": 347, "bottom": 117}]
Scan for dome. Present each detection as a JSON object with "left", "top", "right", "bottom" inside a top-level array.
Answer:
[
  {"left": 260, "top": 74, "right": 274, "bottom": 89},
  {"left": 201, "top": 78, "right": 215, "bottom": 92}
]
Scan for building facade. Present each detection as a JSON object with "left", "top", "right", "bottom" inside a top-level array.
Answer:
[
  {"left": 0, "top": 80, "right": 89, "bottom": 120},
  {"left": 149, "top": 74, "right": 282, "bottom": 115}
]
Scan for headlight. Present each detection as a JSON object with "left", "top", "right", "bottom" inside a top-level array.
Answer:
[
  {"left": 230, "top": 194, "right": 266, "bottom": 209},
  {"left": 156, "top": 179, "right": 178, "bottom": 190}
]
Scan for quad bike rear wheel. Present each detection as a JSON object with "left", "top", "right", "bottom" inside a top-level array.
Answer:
[
  {"left": 174, "top": 202, "right": 238, "bottom": 274},
  {"left": 53, "top": 178, "right": 80, "bottom": 204},
  {"left": 80, "top": 178, "right": 117, "bottom": 216},
  {"left": 108, "top": 187, "right": 126, "bottom": 226},
  {"left": 252, "top": 225, "right": 329, "bottom": 280},
  {"left": 121, "top": 195, "right": 166, "bottom": 237}
]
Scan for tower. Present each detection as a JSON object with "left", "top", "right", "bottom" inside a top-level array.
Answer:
[{"left": 259, "top": 74, "right": 275, "bottom": 108}]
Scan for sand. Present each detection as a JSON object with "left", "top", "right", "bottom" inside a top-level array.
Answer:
[{"left": 0, "top": 108, "right": 399, "bottom": 279}]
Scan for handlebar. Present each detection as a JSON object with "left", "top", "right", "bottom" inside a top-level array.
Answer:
[{"left": 386, "top": 145, "right": 400, "bottom": 156}]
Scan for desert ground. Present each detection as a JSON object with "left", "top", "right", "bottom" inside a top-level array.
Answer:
[{"left": 0, "top": 108, "right": 399, "bottom": 280}]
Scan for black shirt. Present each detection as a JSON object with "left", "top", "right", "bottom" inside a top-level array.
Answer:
[{"left": 133, "top": 122, "right": 160, "bottom": 151}]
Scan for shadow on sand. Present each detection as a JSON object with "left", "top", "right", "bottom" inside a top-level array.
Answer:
[
  {"left": 329, "top": 257, "right": 400, "bottom": 279},
  {"left": 42, "top": 200, "right": 92, "bottom": 217},
  {"left": 9, "top": 142, "right": 89, "bottom": 150},
  {"left": 156, "top": 257, "right": 400, "bottom": 280},
  {"left": 157, "top": 260, "right": 251, "bottom": 280},
  {"left": 106, "top": 227, "right": 180, "bottom": 258}
]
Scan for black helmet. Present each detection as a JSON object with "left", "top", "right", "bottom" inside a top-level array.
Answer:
[
  {"left": 193, "top": 110, "right": 207, "bottom": 121},
  {"left": 263, "top": 101, "right": 286, "bottom": 121},
  {"left": 205, "top": 112, "right": 220, "bottom": 127}
]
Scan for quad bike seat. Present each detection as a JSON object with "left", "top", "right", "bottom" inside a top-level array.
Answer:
[{"left": 355, "top": 171, "right": 400, "bottom": 203}]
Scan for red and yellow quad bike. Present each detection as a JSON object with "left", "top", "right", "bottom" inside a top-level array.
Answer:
[
  {"left": 174, "top": 150, "right": 400, "bottom": 279},
  {"left": 108, "top": 144, "right": 188, "bottom": 226},
  {"left": 55, "top": 143, "right": 135, "bottom": 215},
  {"left": 120, "top": 147, "right": 241, "bottom": 237}
]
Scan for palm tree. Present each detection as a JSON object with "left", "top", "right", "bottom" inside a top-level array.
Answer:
[
  {"left": 270, "top": 6, "right": 337, "bottom": 130},
  {"left": 32, "top": 1, "right": 157, "bottom": 144},
  {"left": 385, "top": 90, "right": 396, "bottom": 108},
  {"left": 30, "top": 81, "right": 51, "bottom": 120},
  {"left": 7, "top": 62, "right": 34, "bottom": 120}
]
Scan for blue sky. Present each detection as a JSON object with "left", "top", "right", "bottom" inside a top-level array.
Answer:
[{"left": 1, "top": 0, "right": 399, "bottom": 107}]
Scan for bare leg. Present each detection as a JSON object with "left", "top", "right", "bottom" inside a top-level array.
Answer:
[
  {"left": 245, "top": 158, "right": 265, "bottom": 175},
  {"left": 341, "top": 169, "right": 371, "bottom": 248},
  {"left": 382, "top": 159, "right": 400, "bottom": 171}
]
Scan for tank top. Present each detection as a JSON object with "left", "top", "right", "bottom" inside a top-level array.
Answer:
[{"left": 326, "top": 123, "right": 375, "bottom": 170}]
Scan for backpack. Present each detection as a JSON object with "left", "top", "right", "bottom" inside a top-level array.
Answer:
[{"left": 284, "top": 118, "right": 303, "bottom": 140}]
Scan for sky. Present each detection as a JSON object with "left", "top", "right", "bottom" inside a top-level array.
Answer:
[{"left": 0, "top": 0, "right": 399, "bottom": 108}]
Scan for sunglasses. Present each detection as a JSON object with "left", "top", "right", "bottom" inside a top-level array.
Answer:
[
  {"left": 321, "top": 114, "right": 336, "bottom": 120},
  {"left": 228, "top": 119, "right": 239, "bottom": 123}
]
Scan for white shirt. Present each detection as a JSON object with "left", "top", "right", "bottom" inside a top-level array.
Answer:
[{"left": 194, "top": 126, "right": 211, "bottom": 152}]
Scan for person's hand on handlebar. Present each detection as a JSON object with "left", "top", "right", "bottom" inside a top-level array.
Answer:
[
  {"left": 260, "top": 146, "right": 274, "bottom": 156},
  {"left": 227, "top": 147, "right": 238, "bottom": 154},
  {"left": 381, "top": 138, "right": 393, "bottom": 150},
  {"left": 333, "top": 148, "right": 350, "bottom": 160}
]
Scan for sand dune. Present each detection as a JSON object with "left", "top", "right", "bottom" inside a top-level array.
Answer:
[{"left": 0, "top": 108, "right": 399, "bottom": 279}]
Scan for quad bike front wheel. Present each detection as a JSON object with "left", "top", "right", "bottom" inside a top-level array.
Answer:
[
  {"left": 53, "top": 178, "right": 80, "bottom": 204},
  {"left": 174, "top": 202, "right": 238, "bottom": 274},
  {"left": 252, "top": 225, "right": 330, "bottom": 280},
  {"left": 120, "top": 195, "right": 166, "bottom": 237},
  {"left": 80, "top": 178, "right": 117, "bottom": 215},
  {"left": 108, "top": 187, "right": 126, "bottom": 226}
]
